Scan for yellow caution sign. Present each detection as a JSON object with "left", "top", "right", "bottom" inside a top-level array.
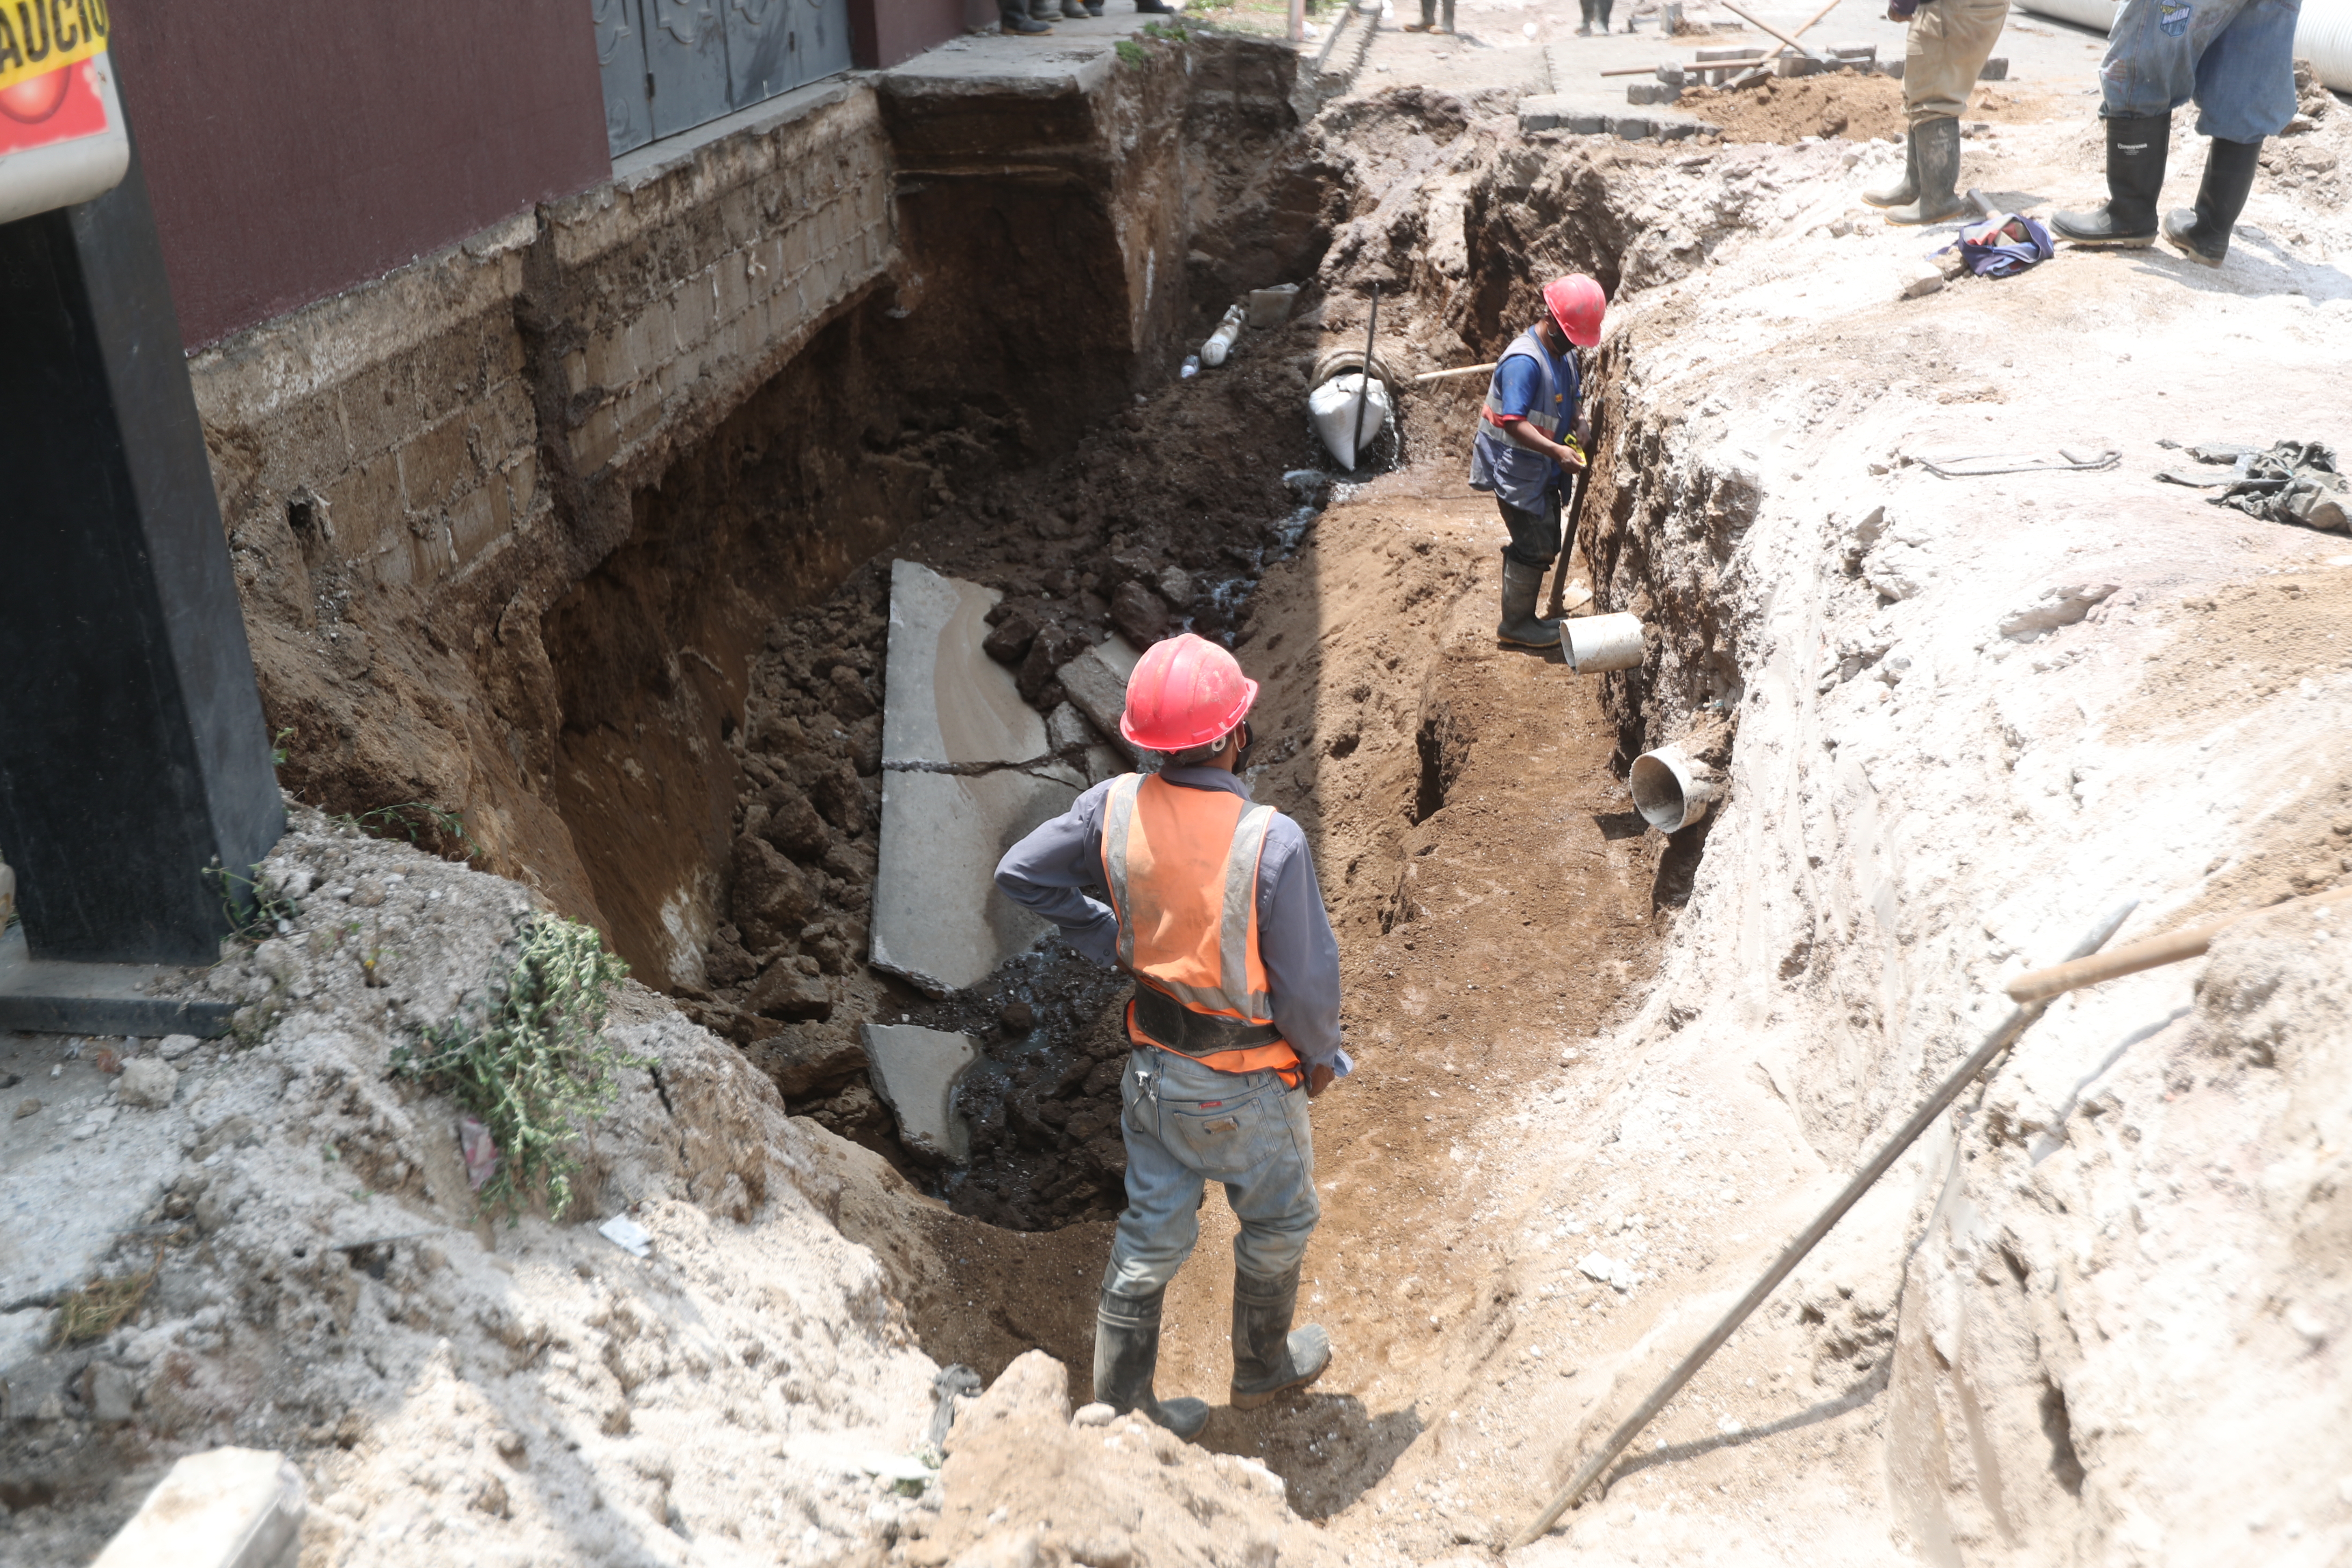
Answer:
[{"left": 0, "top": 0, "right": 109, "bottom": 100}]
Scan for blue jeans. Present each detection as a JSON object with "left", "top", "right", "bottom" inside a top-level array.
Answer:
[
  {"left": 1103, "top": 1048, "right": 1319, "bottom": 1296},
  {"left": 2099, "top": 0, "right": 2301, "bottom": 143}
]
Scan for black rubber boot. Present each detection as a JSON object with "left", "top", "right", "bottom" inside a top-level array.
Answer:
[
  {"left": 1496, "top": 553, "right": 1561, "bottom": 648},
  {"left": 1002, "top": 2, "right": 1052, "bottom": 30},
  {"left": 2162, "top": 137, "right": 2262, "bottom": 267},
  {"left": 1863, "top": 123, "right": 1920, "bottom": 209},
  {"left": 2054, "top": 113, "right": 2170, "bottom": 247},
  {"left": 1060, "top": 0, "right": 1088, "bottom": 16},
  {"left": 1885, "top": 116, "right": 1965, "bottom": 225},
  {"left": 1136, "top": 0, "right": 1175, "bottom": 11},
  {"left": 1230, "top": 1267, "right": 1332, "bottom": 1410},
  {"left": 1094, "top": 1287, "right": 1210, "bottom": 1439}
]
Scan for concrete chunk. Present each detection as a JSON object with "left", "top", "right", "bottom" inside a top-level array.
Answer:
[
  {"left": 1245, "top": 285, "right": 1299, "bottom": 328},
  {"left": 94, "top": 1447, "right": 304, "bottom": 1568},
  {"left": 1056, "top": 635, "right": 1144, "bottom": 761},
  {"left": 861, "top": 1023, "right": 979, "bottom": 1164},
  {"left": 872, "top": 561, "right": 1082, "bottom": 996}
]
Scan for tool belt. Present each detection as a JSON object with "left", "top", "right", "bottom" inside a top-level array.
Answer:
[{"left": 1129, "top": 984, "right": 1282, "bottom": 1057}]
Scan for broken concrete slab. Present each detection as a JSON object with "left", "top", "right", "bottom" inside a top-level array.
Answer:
[
  {"left": 860, "top": 1023, "right": 979, "bottom": 1164},
  {"left": 92, "top": 1447, "right": 305, "bottom": 1568},
  {"left": 872, "top": 560, "right": 1084, "bottom": 996},
  {"left": 1046, "top": 702, "right": 1101, "bottom": 755},
  {"left": 1056, "top": 634, "right": 1144, "bottom": 760}
]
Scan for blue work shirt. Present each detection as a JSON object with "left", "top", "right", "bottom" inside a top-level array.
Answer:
[
  {"left": 992, "top": 766, "right": 1344, "bottom": 1069},
  {"left": 1469, "top": 327, "right": 1580, "bottom": 508}
]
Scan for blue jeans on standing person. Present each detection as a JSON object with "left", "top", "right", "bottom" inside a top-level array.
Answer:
[
  {"left": 1102, "top": 1048, "right": 1319, "bottom": 1297},
  {"left": 2099, "top": 0, "right": 2302, "bottom": 143}
]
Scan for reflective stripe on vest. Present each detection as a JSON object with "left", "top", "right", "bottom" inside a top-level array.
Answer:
[
  {"left": 1480, "top": 329, "right": 1567, "bottom": 455},
  {"left": 1101, "top": 773, "right": 1278, "bottom": 1023}
]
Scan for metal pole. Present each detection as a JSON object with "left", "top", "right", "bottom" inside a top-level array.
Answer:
[
  {"left": 1508, "top": 898, "right": 2140, "bottom": 1550},
  {"left": 1349, "top": 283, "right": 1381, "bottom": 470},
  {"left": 1291, "top": 0, "right": 1306, "bottom": 42}
]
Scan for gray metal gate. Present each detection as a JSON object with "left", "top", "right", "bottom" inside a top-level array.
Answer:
[{"left": 598, "top": 0, "right": 855, "bottom": 159}]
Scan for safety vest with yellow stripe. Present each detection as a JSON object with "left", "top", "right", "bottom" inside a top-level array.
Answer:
[{"left": 1099, "top": 772, "right": 1302, "bottom": 1083}]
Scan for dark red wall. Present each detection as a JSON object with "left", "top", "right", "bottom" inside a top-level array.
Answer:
[
  {"left": 850, "top": 0, "right": 994, "bottom": 69},
  {"left": 110, "top": 1, "right": 611, "bottom": 349}
]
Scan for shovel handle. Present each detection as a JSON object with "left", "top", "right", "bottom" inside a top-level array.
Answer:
[{"left": 2005, "top": 884, "right": 2352, "bottom": 1003}]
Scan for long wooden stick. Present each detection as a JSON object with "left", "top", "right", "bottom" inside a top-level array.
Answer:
[
  {"left": 2006, "top": 884, "right": 2352, "bottom": 1004},
  {"left": 1546, "top": 391, "right": 1601, "bottom": 620},
  {"left": 1508, "top": 900, "right": 2139, "bottom": 1550},
  {"left": 1787, "top": 0, "right": 1846, "bottom": 41},
  {"left": 1714, "top": 0, "right": 1829, "bottom": 59},
  {"left": 1411, "top": 361, "right": 1498, "bottom": 383}
]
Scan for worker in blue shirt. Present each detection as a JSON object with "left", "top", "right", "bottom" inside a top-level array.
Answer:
[{"left": 1468, "top": 275, "right": 1607, "bottom": 647}]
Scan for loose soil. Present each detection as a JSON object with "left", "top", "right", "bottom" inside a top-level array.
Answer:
[{"left": 1679, "top": 71, "right": 1906, "bottom": 143}]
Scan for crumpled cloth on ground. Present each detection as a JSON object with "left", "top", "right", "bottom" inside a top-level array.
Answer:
[
  {"left": 1940, "top": 212, "right": 2055, "bottom": 278},
  {"left": 2154, "top": 438, "right": 2350, "bottom": 532}
]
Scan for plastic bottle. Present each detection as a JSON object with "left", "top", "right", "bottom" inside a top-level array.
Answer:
[
  {"left": 1181, "top": 354, "right": 1201, "bottom": 379},
  {"left": 1199, "top": 304, "right": 1247, "bottom": 368}
]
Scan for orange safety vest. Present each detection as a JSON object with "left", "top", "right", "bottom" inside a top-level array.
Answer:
[{"left": 1099, "top": 773, "right": 1303, "bottom": 1083}]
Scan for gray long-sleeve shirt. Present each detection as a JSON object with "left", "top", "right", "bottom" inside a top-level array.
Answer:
[{"left": 992, "top": 766, "right": 1344, "bottom": 1068}]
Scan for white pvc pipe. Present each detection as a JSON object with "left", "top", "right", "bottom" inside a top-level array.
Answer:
[
  {"left": 2301, "top": 0, "right": 2352, "bottom": 91},
  {"left": 1563, "top": 612, "right": 1645, "bottom": 674},
  {"left": 2016, "top": 0, "right": 2117, "bottom": 33},
  {"left": 2015, "top": 0, "right": 2352, "bottom": 92},
  {"left": 1628, "top": 745, "right": 1719, "bottom": 834}
]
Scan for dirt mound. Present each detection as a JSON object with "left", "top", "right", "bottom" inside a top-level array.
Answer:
[{"left": 1679, "top": 71, "right": 1904, "bottom": 143}]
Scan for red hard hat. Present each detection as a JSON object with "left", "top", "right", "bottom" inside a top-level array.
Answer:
[
  {"left": 1120, "top": 633, "right": 1259, "bottom": 753},
  {"left": 1544, "top": 274, "right": 1607, "bottom": 347}
]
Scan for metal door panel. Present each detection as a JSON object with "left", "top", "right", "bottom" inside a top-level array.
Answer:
[
  {"left": 596, "top": 0, "right": 653, "bottom": 158},
  {"left": 725, "top": 0, "right": 800, "bottom": 105},
  {"left": 797, "top": 0, "right": 853, "bottom": 84},
  {"left": 643, "top": 0, "right": 733, "bottom": 139}
]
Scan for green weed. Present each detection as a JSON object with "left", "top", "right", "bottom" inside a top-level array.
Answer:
[
  {"left": 391, "top": 916, "right": 641, "bottom": 1223},
  {"left": 337, "top": 801, "right": 482, "bottom": 863},
  {"left": 206, "top": 860, "right": 298, "bottom": 943},
  {"left": 1116, "top": 38, "right": 1148, "bottom": 64}
]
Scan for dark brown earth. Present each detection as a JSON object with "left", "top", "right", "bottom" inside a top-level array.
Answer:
[
  {"left": 1678, "top": 71, "right": 1906, "bottom": 143},
  {"left": 825, "top": 477, "right": 1679, "bottom": 1539}
]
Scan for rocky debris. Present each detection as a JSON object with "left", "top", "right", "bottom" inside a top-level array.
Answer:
[
  {"left": 1998, "top": 581, "right": 2118, "bottom": 641},
  {"left": 0, "top": 806, "right": 944, "bottom": 1566},
  {"left": 921, "top": 1350, "right": 1341, "bottom": 1568},
  {"left": 112, "top": 1056, "right": 177, "bottom": 1110}
]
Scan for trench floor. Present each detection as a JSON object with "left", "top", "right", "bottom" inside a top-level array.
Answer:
[{"left": 844, "top": 469, "right": 1681, "bottom": 1537}]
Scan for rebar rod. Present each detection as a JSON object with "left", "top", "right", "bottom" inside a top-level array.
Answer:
[
  {"left": 1508, "top": 898, "right": 2140, "bottom": 1550},
  {"left": 1350, "top": 283, "right": 1382, "bottom": 470}
]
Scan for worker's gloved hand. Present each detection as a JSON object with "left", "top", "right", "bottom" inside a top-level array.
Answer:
[{"left": 1307, "top": 1062, "right": 1338, "bottom": 1098}]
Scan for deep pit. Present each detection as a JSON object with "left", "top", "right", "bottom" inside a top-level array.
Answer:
[{"left": 433, "top": 60, "right": 1699, "bottom": 1236}]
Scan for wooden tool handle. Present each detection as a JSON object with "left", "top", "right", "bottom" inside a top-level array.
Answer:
[{"left": 2005, "top": 884, "right": 2352, "bottom": 1003}]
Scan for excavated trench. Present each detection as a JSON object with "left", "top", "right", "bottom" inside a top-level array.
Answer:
[
  {"left": 530, "top": 68, "right": 1729, "bottom": 1244},
  {"left": 262, "top": 37, "right": 1728, "bottom": 1258}
]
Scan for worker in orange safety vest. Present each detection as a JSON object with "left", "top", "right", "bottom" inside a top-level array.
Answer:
[{"left": 995, "top": 632, "right": 1348, "bottom": 1439}]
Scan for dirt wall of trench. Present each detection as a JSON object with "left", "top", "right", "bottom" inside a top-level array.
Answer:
[{"left": 194, "top": 36, "right": 1315, "bottom": 996}]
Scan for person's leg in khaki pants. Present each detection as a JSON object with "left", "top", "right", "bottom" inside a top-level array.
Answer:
[{"left": 1874, "top": 0, "right": 2008, "bottom": 222}]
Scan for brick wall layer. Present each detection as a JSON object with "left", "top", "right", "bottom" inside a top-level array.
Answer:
[
  {"left": 183, "top": 38, "right": 1294, "bottom": 984},
  {"left": 194, "top": 82, "right": 900, "bottom": 942}
]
